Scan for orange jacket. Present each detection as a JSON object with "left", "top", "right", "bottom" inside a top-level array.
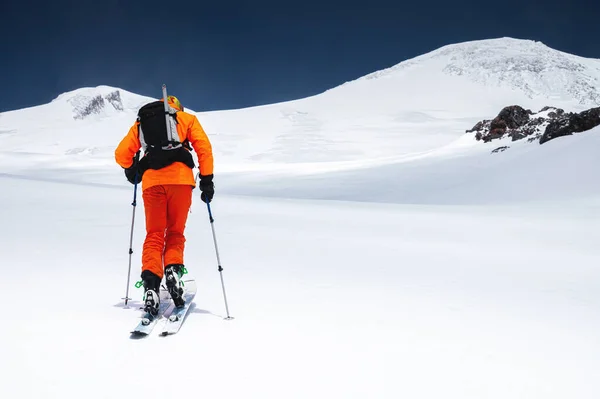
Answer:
[{"left": 115, "top": 100, "right": 214, "bottom": 191}]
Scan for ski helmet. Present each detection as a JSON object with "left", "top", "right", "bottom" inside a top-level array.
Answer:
[{"left": 168, "top": 95, "right": 183, "bottom": 111}]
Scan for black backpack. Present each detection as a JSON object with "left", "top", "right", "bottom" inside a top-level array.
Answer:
[{"left": 136, "top": 101, "right": 195, "bottom": 172}]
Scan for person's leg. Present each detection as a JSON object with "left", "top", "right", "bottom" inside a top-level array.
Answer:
[
  {"left": 163, "top": 185, "right": 193, "bottom": 307},
  {"left": 141, "top": 185, "right": 168, "bottom": 279},
  {"left": 164, "top": 185, "right": 193, "bottom": 267},
  {"left": 141, "top": 185, "right": 168, "bottom": 314}
]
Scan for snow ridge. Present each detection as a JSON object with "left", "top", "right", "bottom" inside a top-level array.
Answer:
[
  {"left": 358, "top": 37, "right": 600, "bottom": 106},
  {"left": 51, "top": 85, "right": 157, "bottom": 120}
]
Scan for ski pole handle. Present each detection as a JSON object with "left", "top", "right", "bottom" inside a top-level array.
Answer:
[{"left": 207, "top": 201, "right": 214, "bottom": 223}]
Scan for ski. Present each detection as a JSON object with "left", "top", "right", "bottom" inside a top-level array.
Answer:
[
  {"left": 161, "top": 279, "right": 198, "bottom": 336},
  {"left": 131, "top": 291, "right": 174, "bottom": 336}
]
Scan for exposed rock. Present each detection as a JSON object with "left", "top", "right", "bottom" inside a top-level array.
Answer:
[
  {"left": 106, "top": 91, "right": 124, "bottom": 111},
  {"left": 466, "top": 120, "right": 490, "bottom": 133},
  {"left": 470, "top": 105, "right": 600, "bottom": 146},
  {"left": 540, "top": 107, "right": 600, "bottom": 144},
  {"left": 469, "top": 105, "right": 532, "bottom": 142},
  {"left": 493, "top": 105, "right": 532, "bottom": 129},
  {"left": 74, "top": 95, "right": 105, "bottom": 120},
  {"left": 491, "top": 146, "right": 510, "bottom": 153},
  {"left": 71, "top": 90, "right": 124, "bottom": 120}
]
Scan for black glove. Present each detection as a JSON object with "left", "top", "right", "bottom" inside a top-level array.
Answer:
[
  {"left": 199, "top": 174, "right": 214, "bottom": 203},
  {"left": 124, "top": 154, "right": 142, "bottom": 185}
]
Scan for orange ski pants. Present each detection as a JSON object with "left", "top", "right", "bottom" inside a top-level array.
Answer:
[{"left": 141, "top": 184, "right": 193, "bottom": 279}]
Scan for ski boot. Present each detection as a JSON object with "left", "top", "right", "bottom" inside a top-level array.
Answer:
[
  {"left": 141, "top": 270, "right": 161, "bottom": 316},
  {"left": 165, "top": 264, "right": 186, "bottom": 308}
]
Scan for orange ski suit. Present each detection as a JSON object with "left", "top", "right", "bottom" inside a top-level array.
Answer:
[{"left": 115, "top": 99, "right": 214, "bottom": 279}]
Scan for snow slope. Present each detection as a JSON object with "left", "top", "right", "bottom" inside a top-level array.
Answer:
[
  {"left": 1, "top": 37, "right": 600, "bottom": 398},
  {"left": 1, "top": 173, "right": 599, "bottom": 399},
  {"left": 222, "top": 127, "right": 600, "bottom": 205},
  {"left": 1, "top": 37, "right": 599, "bottom": 176}
]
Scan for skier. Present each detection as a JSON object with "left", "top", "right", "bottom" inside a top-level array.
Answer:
[{"left": 115, "top": 94, "right": 214, "bottom": 316}]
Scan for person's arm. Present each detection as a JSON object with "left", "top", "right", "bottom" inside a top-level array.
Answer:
[
  {"left": 188, "top": 116, "right": 214, "bottom": 177},
  {"left": 115, "top": 123, "right": 142, "bottom": 168}
]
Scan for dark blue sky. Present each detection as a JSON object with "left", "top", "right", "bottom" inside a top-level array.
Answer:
[{"left": 1, "top": 0, "right": 598, "bottom": 113}]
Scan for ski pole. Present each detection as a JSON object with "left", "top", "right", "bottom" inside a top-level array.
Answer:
[
  {"left": 123, "top": 152, "right": 140, "bottom": 307},
  {"left": 206, "top": 202, "right": 234, "bottom": 320}
]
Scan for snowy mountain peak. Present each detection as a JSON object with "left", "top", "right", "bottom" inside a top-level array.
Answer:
[
  {"left": 68, "top": 89, "right": 123, "bottom": 120},
  {"left": 357, "top": 37, "right": 600, "bottom": 107},
  {"left": 52, "top": 85, "right": 155, "bottom": 120}
]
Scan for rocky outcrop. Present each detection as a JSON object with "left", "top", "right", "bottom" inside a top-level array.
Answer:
[
  {"left": 468, "top": 105, "right": 600, "bottom": 146},
  {"left": 71, "top": 90, "right": 124, "bottom": 120},
  {"left": 491, "top": 146, "right": 510, "bottom": 153},
  {"left": 106, "top": 90, "right": 124, "bottom": 111},
  {"left": 74, "top": 95, "right": 106, "bottom": 120},
  {"left": 493, "top": 105, "right": 532, "bottom": 130},
  {"left": 540, "top": 107, "right": 600, "bottom": 144}
]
